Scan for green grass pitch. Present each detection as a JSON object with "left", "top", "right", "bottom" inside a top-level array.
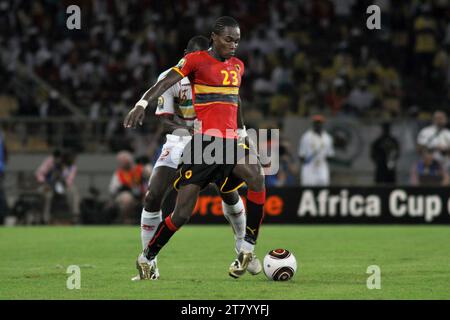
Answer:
[{"left": 1, "top": 225, "right": 449, "bottom": 299}]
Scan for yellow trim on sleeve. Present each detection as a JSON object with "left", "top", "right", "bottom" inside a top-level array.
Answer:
[{"left": 172, "top": 67, "right": 185, "bottom": 78}]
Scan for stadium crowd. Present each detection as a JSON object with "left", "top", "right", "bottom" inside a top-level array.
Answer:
[{"left": 1, "top": 0, "right": 450, "bottom": 123}]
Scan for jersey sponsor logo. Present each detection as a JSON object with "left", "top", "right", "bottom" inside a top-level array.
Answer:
[
  {"left": 176, "top": 58, "right": 186, "bottom": 69},
  {"left": 235, "top": 64, "right": 241, "bottom": 72},
  {"left": 157, "top": 96, "right": 164, "bottom": 110},
  {"left": 179, "top": 89, "right": 188, "bottom": 105}
]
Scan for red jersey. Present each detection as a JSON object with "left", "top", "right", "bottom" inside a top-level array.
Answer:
[{"left": 172, "top": 50, "right": 245, "bottom": 139}]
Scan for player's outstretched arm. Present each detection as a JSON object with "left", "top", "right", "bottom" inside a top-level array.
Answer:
[
  {"left": 159, "top": 114, "right": 194, "bottom": 135},
  {"left": 123, "top": 70, "right": 183, "bottom": 128}
]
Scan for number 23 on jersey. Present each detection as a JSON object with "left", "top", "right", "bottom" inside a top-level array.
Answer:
[{"left": 221, "top": 70, "right": 239, "bottom": 86}]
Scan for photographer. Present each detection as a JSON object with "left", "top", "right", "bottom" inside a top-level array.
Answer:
[
  {"left": 35, "top": 149, "right": 80, "bottom": 224},
  {"left": 108, "top": 151, "right": 149, "bottom": 224}
]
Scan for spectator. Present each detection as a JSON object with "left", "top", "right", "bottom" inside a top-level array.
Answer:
[
  {"left": 411, "top": 148, "right": 449, "bottom": 186},
  {"left": 35, "top": 149, "right": 80, "bottom": 224},
  {"left": 0, "top": 129, "right": 8, "bottom": 222},
  {"left": 370, "top": 122, "right": 400, "bottom": 184},
  {"left": 108, "top": 151, "right": 148, "bottom": 224},
  {"left": 346, "top": 80, "right": 375, "bottom": 115},
  {"left": 417, "top": 110, "right": 450, "bottom": 166},
  {"left": 298, "top": 115, "right": 335, "bottom": 186}
]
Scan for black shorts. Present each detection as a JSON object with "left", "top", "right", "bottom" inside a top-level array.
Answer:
[{"left": 173, "top": 134, "right": 252, "bottom": 192}]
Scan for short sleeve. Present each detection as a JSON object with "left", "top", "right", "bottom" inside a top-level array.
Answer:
[
  {"left": 155, "top": 71, "right": 176, "bottom": 115},
  {"left": 172, "top": 52, "right": 199, "bottom": 78}
]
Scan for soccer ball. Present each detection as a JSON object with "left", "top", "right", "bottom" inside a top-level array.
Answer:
[{"left": 263, "top": 249, "right": 297, "bottom": 281}]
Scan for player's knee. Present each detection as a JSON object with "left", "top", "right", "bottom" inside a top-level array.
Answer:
[
  {"left": 220, "top": 191, "right": 240, "bottom": 205},
  {"left": 246, "top": 172, "right": 265, "bottom": 191},
  {"left": 144, "top": 188, "right": 163, "bottom": 211}
]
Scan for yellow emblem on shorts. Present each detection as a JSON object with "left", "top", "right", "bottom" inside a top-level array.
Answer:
[{"left": 185, "top": 170, "right": 193, "bottom": 179}]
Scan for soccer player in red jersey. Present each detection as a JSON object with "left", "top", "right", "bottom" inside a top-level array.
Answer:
[{"left": 124, "top": 17, "right": 266, "bottom": 279}]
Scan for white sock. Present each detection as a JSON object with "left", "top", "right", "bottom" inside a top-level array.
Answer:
[
  {"left": 222, "top": 198, "right": 246, "bottom": 252},
  {"left": 140, "top": 209, "right": 162, "bottom": 250},
  {"left": 241, "top": 240, "right": 255, "bottom": 253}
]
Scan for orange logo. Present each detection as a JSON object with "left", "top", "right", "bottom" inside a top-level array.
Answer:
[{"left": 185, "top": 170, "right": 192, "bottom": 179}]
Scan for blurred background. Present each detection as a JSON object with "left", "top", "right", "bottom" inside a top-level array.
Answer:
[{"left": 1, "top": 0, "right": 450, "bottom": 225}]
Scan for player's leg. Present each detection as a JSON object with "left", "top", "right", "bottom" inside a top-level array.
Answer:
[
  {"left": 228, "top": 157, "right": 266, "bottom": 278},
  {"left": 136, "top": 183, "right": 201, "bottom": 280},
  {"left": 140, "top": 166, "right": 176, "bottom": 250},
  {"left": 218, "top": 188, "right": 263, "bottom": 275},
  {"left": 217, "top": 189, "right": 245, "bottom": 251},
  {"left": 132, "top": 139, "right": 181, "bottom": 281}
]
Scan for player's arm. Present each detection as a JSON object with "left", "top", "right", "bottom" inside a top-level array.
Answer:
[
  {"left": 236, "top": 96, "right": 253, "bottom": 149},
  {"left": 123, "top": 70, "right": 183, "bottom": 128},
  {"left": 155, "top": 75, "right": 193, "bottom": 135},
  {"left": 159, "top": 114, "right": 193, "bottom": 135},
  {"left": 237, "top": 96, "right": 245, "bottom": 130},
  {"left": 237, "top": 97, "right": 271, "bottom": 167}
]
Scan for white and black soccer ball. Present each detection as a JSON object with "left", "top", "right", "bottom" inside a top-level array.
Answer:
[{"left": 263, "top": 249, "right": 297, "bottom": 281}]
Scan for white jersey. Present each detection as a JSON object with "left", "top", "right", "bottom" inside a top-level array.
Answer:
[
  {"left": 298, "top": 129, "right": 334, "bottom": 186},
  {"left": 153, "top": 69, "right": 196, "bottom": 170},
  {"left": 417, "top": 125, "right": 450, "bottom": 162},
  {"left": 155, "top": 68, "right": 196, "bottom": 126}
]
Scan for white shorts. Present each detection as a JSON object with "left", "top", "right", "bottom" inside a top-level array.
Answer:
[{"left": 153, "top": 134, "right": 192, "bottom": 170}]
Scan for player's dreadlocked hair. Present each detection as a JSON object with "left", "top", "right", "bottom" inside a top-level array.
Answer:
[{"left": 212, "top": 16, "right": 240, "bottom": 35}]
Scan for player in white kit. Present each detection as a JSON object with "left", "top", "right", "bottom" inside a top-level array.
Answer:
[
  {"left": 298, "top": 115, "right": 335, "bottom": 186},
  {"left": 132, "top": 36, "right": 261, "bottom": 280}
]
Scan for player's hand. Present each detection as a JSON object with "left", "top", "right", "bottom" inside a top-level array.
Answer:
[{"left": 123, "top": 105, "right": 145, "bottom": 128}]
